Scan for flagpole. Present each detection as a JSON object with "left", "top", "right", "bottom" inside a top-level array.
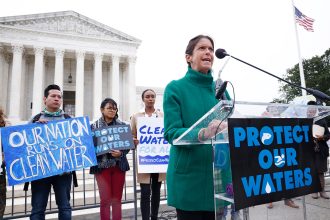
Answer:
[
  {"left": 292, "top": 7, "right": 308, "bottom": 220},
  {"left": 291, "top": 0, "right": 307, "bottom": 96}
]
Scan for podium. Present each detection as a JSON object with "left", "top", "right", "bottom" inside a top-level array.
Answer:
[{"left": 173, "top": 100, "right": 330, "bottom": 220}]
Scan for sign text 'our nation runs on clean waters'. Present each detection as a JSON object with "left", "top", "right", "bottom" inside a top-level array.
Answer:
[{"left": 1, "top": 117, "right": 97, "bottom": 186}]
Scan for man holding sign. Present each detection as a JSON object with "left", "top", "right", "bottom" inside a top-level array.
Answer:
[
  {"left": 2, "top": 85, "right": 96, "bottom": 219},
  {"left": 27, "top": 84, "right": 77, "bottom": 220}
]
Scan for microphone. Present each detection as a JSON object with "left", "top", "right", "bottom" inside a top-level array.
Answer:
[
  {"left": 215, "top": 49, "right": 229, "bottom": 59},
  {"left": 214, "top": 48, "right": 330, "bottom": 102}
]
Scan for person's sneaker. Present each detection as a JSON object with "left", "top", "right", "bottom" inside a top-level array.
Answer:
[
  {"left": 267, "top": 203, "right": 273, "bottom": 209},
  {"left": 312, "top": 193, "right": 319, "bottom": 199},
  {"left": 284, "top": 199, "right": 299, "bottom": 209},
  {"left": 320, "top": 191, "right": 330, "bottom": 199},
  {"left": 231, "top": 211, "right": 242, "bottom": 220}
]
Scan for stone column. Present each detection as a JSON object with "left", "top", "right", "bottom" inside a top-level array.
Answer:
[
  {"left": 0, "top": 46, "right": 5, "bottom": 111},
  {"left": 111, "top": 55, "right": 120, "bottom": 102},
  {"left": 1, "top": 51, "right": 11, "bottom": 114},
  {"left": 93, "top": 52, "right": 103, "bottom": 120},
  {"left": 75, "top": 50, "right": 85, "bottom": 117},
  {"left": 127, "top": 56, "right": 137, "bottom": 120},
  {"left": 32, "top": 47, "right": 45, "bottom": 116},
  {"left": 8, "top": 44, "right": 24, "bottom": 121},
  {"left": 54, "top": 48, "right": 65, "bottom": 89}
]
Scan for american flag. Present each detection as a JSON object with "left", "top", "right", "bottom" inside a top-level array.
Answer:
[{"left": 295, "top": 6, "right": 315, "bottom": 32}]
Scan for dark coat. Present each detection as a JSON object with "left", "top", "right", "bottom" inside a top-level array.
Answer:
[{"left": 314, "top": 119, "right": 330, "bottom": 173}]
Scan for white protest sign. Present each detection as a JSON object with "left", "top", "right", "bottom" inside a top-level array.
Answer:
[{"left": 137, "top": 117, "right": 170, "bottom": 173}]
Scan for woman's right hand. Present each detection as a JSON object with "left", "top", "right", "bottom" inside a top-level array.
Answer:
[
  {"left": 198, "top": 120, "right": 227, "bottom": 141},
  {"left": 110, "top": 150, "right": 122, "bottom": 158},
  {"left": 133, "top": 138, "right": 139, "bottom": 147}
]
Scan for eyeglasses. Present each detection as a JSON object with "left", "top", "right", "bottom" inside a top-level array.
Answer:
[{"left": 106, "top": 107, "right": 117, "bottom": 111}]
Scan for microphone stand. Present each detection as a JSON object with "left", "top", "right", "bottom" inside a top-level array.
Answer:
[{"left": 225, "top": 54, "right": 330, "bottom": 102}]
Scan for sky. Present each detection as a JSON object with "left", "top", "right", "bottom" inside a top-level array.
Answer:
[{"left": 1, "top": 0, "right": 329, "bottom": 103}]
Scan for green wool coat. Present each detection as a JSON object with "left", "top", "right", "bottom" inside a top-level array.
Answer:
[{"left": 163, "top": 67, "right": 219, "bottom": 211}]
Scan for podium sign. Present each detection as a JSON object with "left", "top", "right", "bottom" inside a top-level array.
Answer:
[
  {"left": 172, "top": 100, "right": 330, "bottom": 218},
  {"left": 228, "top": 118, "right": 321, "bottom": 210}
]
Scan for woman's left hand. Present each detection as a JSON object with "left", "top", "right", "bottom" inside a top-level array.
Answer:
[{"left": 110, "top": 150, "right": 122, "bottom": 158}]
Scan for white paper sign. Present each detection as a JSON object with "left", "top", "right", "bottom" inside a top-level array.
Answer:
[
  {"left": 137, "top": 117, "right": 170, "bottom": 173},
  {"left": 312, "top": 124, "right": 325, "bottom": 137}
]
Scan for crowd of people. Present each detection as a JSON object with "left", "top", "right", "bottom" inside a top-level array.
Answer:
[
  {"left": 0, "top": 84, "right": 166, "bottom": 220},
  {"left": 0, "top": 34, "right": 329, "bottom": 220}
]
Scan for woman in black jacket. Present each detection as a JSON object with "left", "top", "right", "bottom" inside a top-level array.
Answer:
[
  {"left": 308, "top": 101, "right": 330, "bottom": 199},
  {"left": 90, "top": 98, "right": 130, "bottom": 220}
]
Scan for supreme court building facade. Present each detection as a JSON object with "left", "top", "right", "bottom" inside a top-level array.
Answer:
[{"left": 0, "top": 11, "right": 141, "bottom": 124}]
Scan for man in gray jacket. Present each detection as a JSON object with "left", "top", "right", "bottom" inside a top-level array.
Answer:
[{"left": 28, "top": 84, "right": 76, "bottom": 220}]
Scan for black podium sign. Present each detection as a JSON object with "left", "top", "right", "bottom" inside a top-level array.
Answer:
[
  {"left": 228, "top": 118, "right": 321, "bottom": 210},
  {"left": 91, "top": 124, "right": 134, "bottom": 155}
]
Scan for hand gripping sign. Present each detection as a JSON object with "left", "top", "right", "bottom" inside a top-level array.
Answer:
[{"left": 91, "top": 124, "right": 135, "bottom": 155}]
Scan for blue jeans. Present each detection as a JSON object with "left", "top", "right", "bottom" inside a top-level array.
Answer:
[{"left": 30, "top": 174, "right": 72, "bottom": 220}]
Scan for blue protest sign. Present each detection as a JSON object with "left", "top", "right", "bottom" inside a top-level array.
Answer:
[
  {"left": 1, "top": 116, "right": 97, "bottom": 186},
  {"left": 91, "top": 124, "right": 134, "bottom": 155}
]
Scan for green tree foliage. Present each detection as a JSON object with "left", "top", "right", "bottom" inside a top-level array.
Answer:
[{"left": 277, "top": 49, "right": 330, "bottom": 104}]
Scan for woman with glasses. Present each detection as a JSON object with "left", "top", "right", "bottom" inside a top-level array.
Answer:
[
  {"left": 130, "top": 89, "right": 166, "bottom": 220},
  {"left": 90, "top": 98, "right": 130, "bottom": 220}
]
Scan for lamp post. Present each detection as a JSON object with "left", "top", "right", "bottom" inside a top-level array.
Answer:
[{"left": 68, "top": 59, "right": 72, "bottom": 83}]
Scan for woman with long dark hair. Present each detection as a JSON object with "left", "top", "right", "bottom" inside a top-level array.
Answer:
[
  {"left": 90, "top": 98, "right": 130, "bottom": 220},
  {"left": 163, "top": 35, "right": 218, "bottom": 220},
  {"left": 131, "top": 89, "right": 166, "bottom": 220}
]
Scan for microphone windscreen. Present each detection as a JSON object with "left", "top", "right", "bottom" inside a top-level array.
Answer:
[{"left": 215, "top": 49, "right": 227, "bottom": 59}]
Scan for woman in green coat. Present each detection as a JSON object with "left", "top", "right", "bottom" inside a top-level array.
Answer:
[{"left": 163, "top": 35, "right": 219, "bottom": 220}]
